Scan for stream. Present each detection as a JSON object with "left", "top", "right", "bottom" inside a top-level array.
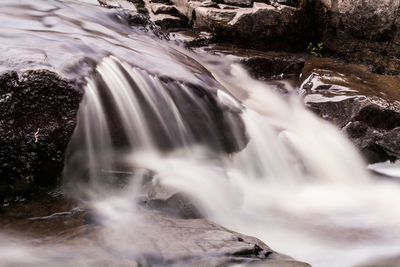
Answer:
[{"left": 1, "top": 1, "right": 400, "bottom": 267}]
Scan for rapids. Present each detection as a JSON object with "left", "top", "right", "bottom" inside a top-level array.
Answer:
[{"left": 1, "top": 1, "right": 400, "bottom": 267}]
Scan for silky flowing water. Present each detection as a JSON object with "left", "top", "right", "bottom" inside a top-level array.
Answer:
[{"left": 1, "top": 1, "right": 400, "bottom": 267}]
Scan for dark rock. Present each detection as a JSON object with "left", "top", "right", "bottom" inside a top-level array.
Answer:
[
  {"left": 218, "top": 0, "right": 254, "bottom": 7},
  {"left": 300, "top": 57, "right": 400, "bottom": 163},
  {"left": 122, "top": 11, "right": 150, "bottom": 25},
  {"left": 0, "top": 70, "right": 83, "bottom": 199},
  {"left": 240, "top": 52, "right": 306, "bottom": 80},
  {"left": 211, "top": 2, "right": 317, "bottom": 51},
  {"left": 314, "top": 0, "right": 400, "bottom": 75},
  {"left": 377, "top": 127, "right": 400, "bottom": 158},
  {"left": 150, "top": 0, "right": 173, "bottom": 4},
  {"left": 200, "top": 0, "right": 219, "bottom": 8},
  {"left": 151, "top": 3, "right": 180, "bottom": 14}
]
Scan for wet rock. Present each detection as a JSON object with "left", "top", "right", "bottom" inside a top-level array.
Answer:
[
  {"left": 194, "top": 45, "right": 305, "bottom": 81},
  {"left": 315, "top": 0, "right": 400, "bottom": 74},
  {"left": 145, "top": 192, "right": 203, "bottom": 219},
  {"left": 41, "top": 210, "right": 310, "bottom": 266},
  {"left": 300, "top": 57, "right": 400, "bottom": 163},
  {"left": 0, "top": 70, "right": 83, "bottom": 199},
  {"left": 169, "top": 30, "right": 214, "bottom": 48},
  {"left": 240, "top": 52, "right": 306, "bottom": 80},
  {"left": 0, "top": 193, "right": 86, "bottom": 237}
]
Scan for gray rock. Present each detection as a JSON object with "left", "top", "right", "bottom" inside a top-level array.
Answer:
[
  {"left": 191, "top": 6, "right": 238, "bottom": 28},
  {"left": 315, "top": 0, "right": 400, "bottom": 74},
  {"left": 144, "top": 0, "right": 188, "bottom": 28}
]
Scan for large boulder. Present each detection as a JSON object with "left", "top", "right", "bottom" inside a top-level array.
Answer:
[
  {"left": 170, "top": 0, "right": 316, "bottom": 50},
  {"left": 218, "top": 2, "right": 314, "bottom": 50},
  {"left": 0, "top": 71, "right": 83, "bottom": 198},
  {"left": 300, "top": 57, "right": 400, "bottom": 163},
  {"left": 315, "top": 0, "right": 400, "bottom": 74}
]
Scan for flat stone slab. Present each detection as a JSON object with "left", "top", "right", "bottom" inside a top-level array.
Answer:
[
  {"left": 45, "top": 211, "right": 310, "bottom": 266},
  {"left": 0, "top": 195, "right": 310, "bottom": 266}
]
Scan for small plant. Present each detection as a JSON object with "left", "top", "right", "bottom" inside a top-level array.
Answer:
[
  {"left": 307, "top": 42, "right": 324, "bottom": 57},
  {"left": 297, "top": 0, "right": 306, "bottom": 7}
]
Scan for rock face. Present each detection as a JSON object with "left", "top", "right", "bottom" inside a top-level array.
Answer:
[
  {"left": 170, "top": 0, "right": 315, "bottom": 50},
  {"left": 125, "top": 0, "right": 399, "bottom": 73},
  {"left": 217, "top": 3, "right": 314, "bottom": 50},
  {"left": 0, "top": 71, "right": 83, "bottom": 198},
  {"left": 315, "top": 0, "right": 400, "bottom": 74},
  {"left": 300, "top": 58, "right": 400, "bottom": 163}
]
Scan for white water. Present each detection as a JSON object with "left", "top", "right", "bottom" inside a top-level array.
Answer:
[{"left": 63, "top": 55, "right": 400, "bottom": 267}]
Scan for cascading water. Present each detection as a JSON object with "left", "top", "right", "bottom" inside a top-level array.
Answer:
[
  {"left": 62, "top": 54, "right": 400, "bottom": 267},
  {"left": 2, "top": 1, "right": 400, "bottom": 267}
]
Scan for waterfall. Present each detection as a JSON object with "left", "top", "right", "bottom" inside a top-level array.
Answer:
[
  {"left": 1, "top": 1, "right": 400, "bottom": 266},
  {"left": 62, "top": 55, "right": 400, "bottom": 267}
]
